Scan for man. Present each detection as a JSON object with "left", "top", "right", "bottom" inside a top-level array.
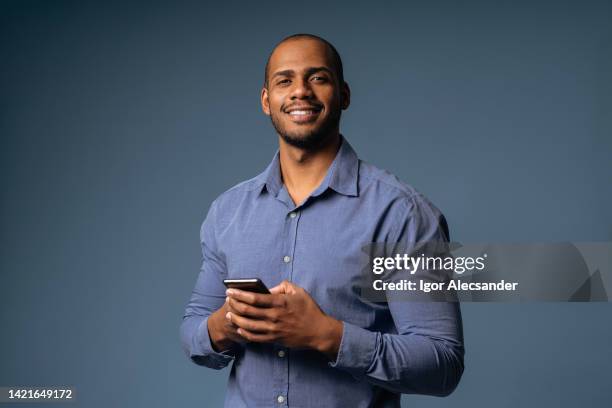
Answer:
[{"left": 180, "top": 33, "right": 464, "bottom": 407}]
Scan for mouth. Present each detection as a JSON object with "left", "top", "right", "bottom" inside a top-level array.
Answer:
[{"left": 284, "top": 105, "right": 323, "bottom": 123}]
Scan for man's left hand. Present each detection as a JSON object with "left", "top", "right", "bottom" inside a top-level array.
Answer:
[{"left": 225, "top": 280, "right": 343, "bottom": 360}]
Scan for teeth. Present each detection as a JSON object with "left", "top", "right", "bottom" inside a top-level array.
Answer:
[{"left": 289, "top": 110, "right": 316, "bottom": 115}]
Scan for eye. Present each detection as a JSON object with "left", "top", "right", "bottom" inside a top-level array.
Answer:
[
  {"left": 277, "top": 78, "right": 291, "bottom": 86},
  {"left": 311, "top": 76, "right": 328, "bottom": 83}
]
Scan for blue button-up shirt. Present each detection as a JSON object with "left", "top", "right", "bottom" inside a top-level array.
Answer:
[{"left": 180, "top": 137, "right": 464, "bottom": 407}]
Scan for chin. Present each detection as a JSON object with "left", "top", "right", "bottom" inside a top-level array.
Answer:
[
  {"left": 286, "top": 127, "right": 319, "bottom": 140},
  {"left": 280, "top": 130, "right": 332, "bottom": 150},
  {"left": 271, "top": 112, "right": 338, "bottom": 149}
]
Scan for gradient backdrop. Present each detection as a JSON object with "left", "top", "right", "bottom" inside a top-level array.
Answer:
[{"left": 1, "top": 1, "right": 611, "bottom": 407}]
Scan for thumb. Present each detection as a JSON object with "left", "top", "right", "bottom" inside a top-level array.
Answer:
[{"left": 269, "top": 280, "right": 296, "bottom": 295}]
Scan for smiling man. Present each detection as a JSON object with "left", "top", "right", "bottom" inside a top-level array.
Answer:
[{"left": 180, "top": 34, "right": 464, "bottom": 407}]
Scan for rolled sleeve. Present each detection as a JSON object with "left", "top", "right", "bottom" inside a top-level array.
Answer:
[
  {"left": 186, "top": 316, "right": 235, "bottom": 369},
  {"left": 328, "top": 321, "right": 378, "bottom": 376}
]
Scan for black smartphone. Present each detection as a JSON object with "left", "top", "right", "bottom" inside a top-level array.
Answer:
[{"left": 223, "top": 278, "right": 270, "bottom": 294}]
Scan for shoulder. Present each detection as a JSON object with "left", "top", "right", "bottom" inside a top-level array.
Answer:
[
  {"left": 359, "top": 160, "right": 441, "bottom": 211},
  {"left": 201, "top": 172, "right": 265, "bottom": 229},
  {"left": 212, "top": 175, "right": 264, "bottom": 206},
  {"left": 358, "top": 160, "right": 449, "bottom": 239}
]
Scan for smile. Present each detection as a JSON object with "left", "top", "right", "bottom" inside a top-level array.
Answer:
[
  {"left": 285, "top": 107, "right": 322, "bottom": 123},
  {"left": 289, "top": 110, "right": 319, "bottom": 116}
]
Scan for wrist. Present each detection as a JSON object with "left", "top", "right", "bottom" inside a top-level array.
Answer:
[
  {"left": 312, "top": 315, "right": 343, "bottom": 360},
  {"left": 207, "top": 309, "right": 233, "bottom": 352}
]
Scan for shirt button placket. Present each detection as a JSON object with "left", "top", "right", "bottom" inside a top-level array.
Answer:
[{"left": 279, "top": 210, "right": 298, "bottom": 405}]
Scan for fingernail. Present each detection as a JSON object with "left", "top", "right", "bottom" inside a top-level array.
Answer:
[
  {"left": 225, "top": 312, "right": 231, "bottom": 320},
  {"left": 226, "top": 289, "right": 234, "bottom": 296},
  {"left": 225, "top": 296, "right": 229, "bottom": 303}
]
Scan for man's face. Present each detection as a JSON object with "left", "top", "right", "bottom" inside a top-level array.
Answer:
[{"left": 261, "top": 38, "right": 349, "bottom": 149}]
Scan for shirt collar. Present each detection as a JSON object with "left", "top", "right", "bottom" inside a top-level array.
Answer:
[{"left": 256, "top": 135, "right": 359, "bottom": 198}]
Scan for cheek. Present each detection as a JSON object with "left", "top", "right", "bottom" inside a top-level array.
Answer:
[
  {"left": 268, "top": 92, "right": 285, "bottom": 111},
  {"left": 318, "top": 90, "right": 339, "bottom": 109}
]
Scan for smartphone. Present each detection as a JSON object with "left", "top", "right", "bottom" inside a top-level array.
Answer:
[{"left": 223, "top": 278, "right": 270, "bottom": 294}]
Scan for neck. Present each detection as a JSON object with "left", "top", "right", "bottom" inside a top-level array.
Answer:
[{"left": 278, "top": 133, "right": 341, "bottom": 205}]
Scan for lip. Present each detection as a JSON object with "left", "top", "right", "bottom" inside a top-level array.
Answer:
[{"left": 284, "top": 105, "right": 322, "bottom": 123}]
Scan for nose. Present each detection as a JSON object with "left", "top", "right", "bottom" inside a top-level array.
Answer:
[{"left": 290, "top": 77, "right": 313, "bottom": 100}]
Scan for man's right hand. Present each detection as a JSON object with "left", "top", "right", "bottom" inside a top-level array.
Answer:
[{"left": 207, "top": 297, "right": 245, "bottom": 352}]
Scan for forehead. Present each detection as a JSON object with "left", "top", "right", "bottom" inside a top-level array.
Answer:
[{"left": 268, "top": 38, "right": 334, "bottom": 75}]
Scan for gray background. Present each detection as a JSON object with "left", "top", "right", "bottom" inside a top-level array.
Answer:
[{"left": 1, "top": 0, "right": 611, "bottom": 407}]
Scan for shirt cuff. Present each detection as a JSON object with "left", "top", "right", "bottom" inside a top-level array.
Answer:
[
  {"left": 191, "top": 316, "right": 235, "bottom": 369},
  {"left": 328, "top": 321, "right": 378, "bottom": 377}
]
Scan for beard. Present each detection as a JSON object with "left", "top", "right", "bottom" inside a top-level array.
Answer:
[{"left": 269, "top": 105, "right": 342, "bottom": 150}]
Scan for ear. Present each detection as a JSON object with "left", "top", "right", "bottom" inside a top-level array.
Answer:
[
  {"left": 261, "top": 87, "right": 271, "bottom": 116},
  {"left": 340, "top": 81, "right": 351, "bottom": 110}
]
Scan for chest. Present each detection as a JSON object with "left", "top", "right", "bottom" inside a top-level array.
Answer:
[{"left": 217, "top": 195, "right": 386, "bottom": 313}]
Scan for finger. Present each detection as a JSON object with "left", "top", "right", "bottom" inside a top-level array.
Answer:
[
  {"left": 269, "top": 284, "right": 286, "bottom": 295},
  {"left": 226, "top": 288, "right": 275, "bottom": 307},
  {"left": 227, "top": 298, "right": 270, "bottom": 319},
  {"left": 270, "top": 280, "right": 298, "bottom": 295},
  {"left": 269, "top": 280, "right": 291, "bottom": 294},
  {"left": 227, "top": 312, "right": 273, "bottom": 333},
  {"left": 223, "top": 325, "right": 244, "bottom": 342},
  {"left": 236, "top": 328, "right": 276, "bottom": 343}
]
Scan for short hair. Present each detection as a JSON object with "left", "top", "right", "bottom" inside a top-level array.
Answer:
[{"left": 264, "top": 33, "right": 344, "bottom": 88}]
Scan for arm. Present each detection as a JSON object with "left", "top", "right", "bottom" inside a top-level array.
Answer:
[
  {"left": 329, "top": 302, "right": 463, "bottom": 396},
  {"left": 179, "top": 200, "right": 240, "bottom": 369},
  {"left": 222, "top": 194, "right": 464, "bottom": 394},
  {"left": 329, "top": 194, "right": 464, "bottom": 396}
]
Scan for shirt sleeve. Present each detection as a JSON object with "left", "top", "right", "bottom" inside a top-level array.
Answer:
[
  {"left": 179, "top": 200, "right": 236, "bottom": 369},
  {"left": 329, "top": 194, "right": 465, "bottom": 396}
]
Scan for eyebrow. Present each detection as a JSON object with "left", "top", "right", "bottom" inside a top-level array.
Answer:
[{"left": 272, "top": 66, "right": 334, "bottom": 79}]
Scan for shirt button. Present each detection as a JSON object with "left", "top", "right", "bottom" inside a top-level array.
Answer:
[
  {"left": 289, "top": 212, "right": 297, "bottom": 218},
  {"left": 283, "top": 256, "right": 291, "bottom": 263},
  {"left": 277, "top": 395, "right": 285, "bottom": 404},
  {"left": 277, "top": 350, "right": 286, "bottom": 358}
]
